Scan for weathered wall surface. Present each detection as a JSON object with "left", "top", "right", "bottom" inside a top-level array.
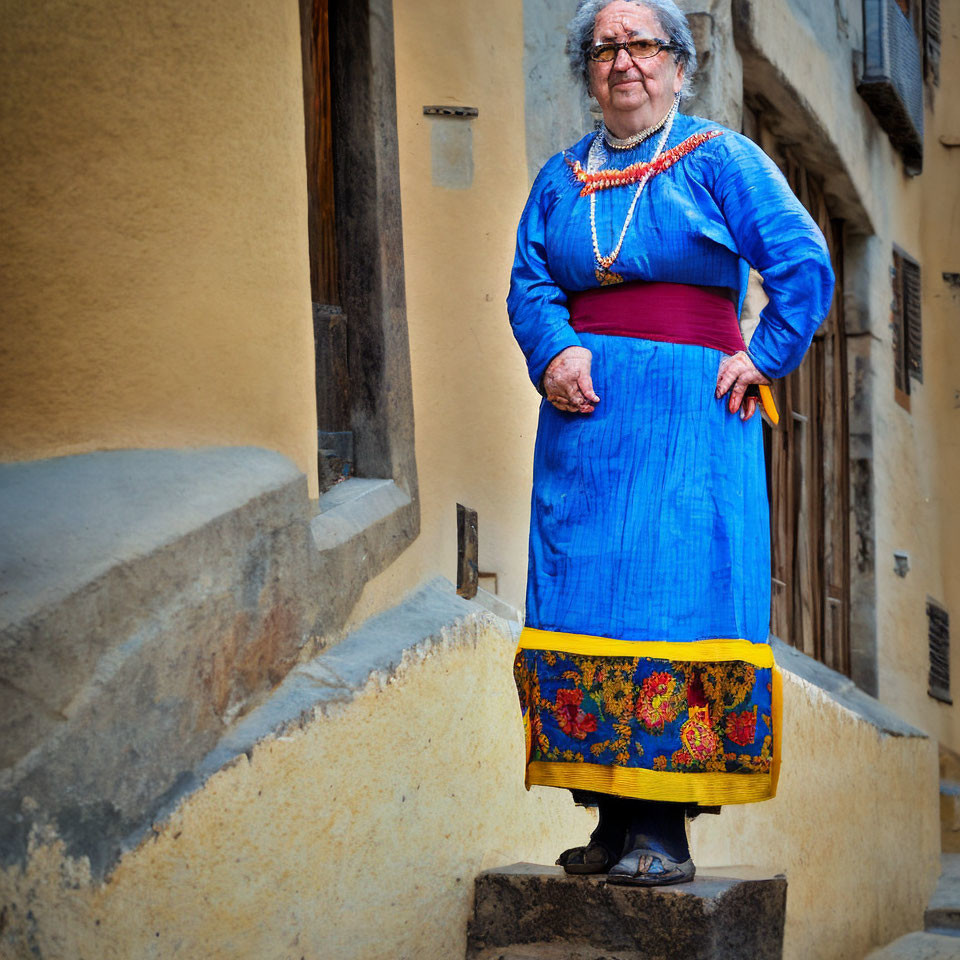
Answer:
[
  {"left": 0, "top": 592, "right": 591, "bottom": 960},
  {"left": 731, "top": 0, "right": 960, "bottom": 754},
  {"left": 919, "top": 3, "right": 960, "bottom": 755},
  {"left": 0, "top": 0, "right": 318, "bottom": 493},
  {"left": 0, "top": 590, "right": 937, "bottom": 960}
]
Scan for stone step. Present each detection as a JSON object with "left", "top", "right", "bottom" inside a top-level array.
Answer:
[
  {"left": 470, "top": 945, "right": 649, "bottom": 960},
  {"left": 941, "top": 780, "right": 960, "bottom": 854},
  {"left": 926, "top": 854, "right": 960, "bottom": 934},
  {"left": 466, "top": 863, "right": 786, "bottom": 960},
  {"left": 866, "top": 931, "right": 960, "bottom": 959}
]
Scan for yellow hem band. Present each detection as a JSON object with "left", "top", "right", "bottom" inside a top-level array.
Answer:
[
  {"left": 770, "top": 664, "right": 783, "bottom": 797},
  {"left": 525, "top": 760, "right": 775, "bottom": 805},
  {"left": 518, "top": 627, "right": 774, "bottom": 668}
]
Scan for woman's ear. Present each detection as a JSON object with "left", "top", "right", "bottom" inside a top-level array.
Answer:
[{"left": 673, "top": 63, "right": 685, "bottom": 95}]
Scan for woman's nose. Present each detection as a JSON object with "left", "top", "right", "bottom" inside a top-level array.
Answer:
[{"left": 613, "top": 45, "right": 635, "bottom": 70}]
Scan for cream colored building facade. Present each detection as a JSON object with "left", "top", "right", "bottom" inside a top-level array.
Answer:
[{"left": 0, "top": 0, "right": 957, "bottom": 958}]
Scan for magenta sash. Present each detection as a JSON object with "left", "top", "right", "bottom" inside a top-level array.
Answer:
[{"left": 567, "top": 281, "right": 746, "bottom": 356}]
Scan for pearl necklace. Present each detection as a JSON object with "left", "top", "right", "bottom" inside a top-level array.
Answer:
[
  {"left": 589, "top": 95, "right": 679, "bottom": 284},
  {"left": 601, "top": 106, "right": 672, "bottom": 150}
]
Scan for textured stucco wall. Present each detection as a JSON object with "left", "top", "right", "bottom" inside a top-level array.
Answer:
[
  {"left": 0, "top": 615, "right": 591, "bottom": 960},
  {"left": 913, "top": 2, "right": 960, "bottom": 754},
  {"left": 0, "top": 0, "right": 318, "bottom": 493},
  {"left": 0, "top": 604, "right": 937, "bottom": 960}
]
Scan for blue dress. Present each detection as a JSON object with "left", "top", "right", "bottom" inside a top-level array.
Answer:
[{"left": 508, "top": 113, "right": 834, "bottom": 805}]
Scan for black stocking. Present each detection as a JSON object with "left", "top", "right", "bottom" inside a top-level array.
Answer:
[
  {"left": 567, "top": 793, "right": 691, "bottom": 867},
  {"left": 589, "top": 795, "right": 630, "bottom": 857},
  {"left": 619, "top": 798, "right": 690, "bottom": 863}
]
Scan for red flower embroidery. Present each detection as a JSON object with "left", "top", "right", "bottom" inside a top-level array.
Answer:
[
  {"left": 554, "top": 689, "right": 598, "bottom": 740},
  {"left": 726, "top": 708, "right": 758, "bottom": 746},
  {"left": 680, "top": 712, "right": 720, "bottom": 763},
  {"left": 636, "top": 671, "right": 679, "bottom": 731}
]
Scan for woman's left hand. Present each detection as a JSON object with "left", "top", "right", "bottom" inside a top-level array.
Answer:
[{"left": 715, "top": 351, "right": 771, "bottom": 421}]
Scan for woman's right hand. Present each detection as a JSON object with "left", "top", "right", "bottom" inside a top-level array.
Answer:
[{"left": 542, "top": 346, "right": 600, "bottom": 414}]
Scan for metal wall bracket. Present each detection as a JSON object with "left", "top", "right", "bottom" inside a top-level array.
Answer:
[{"left": 423, "top": 105, "right": 478, "bottom": 118}]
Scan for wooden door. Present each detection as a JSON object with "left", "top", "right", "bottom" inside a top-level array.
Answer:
[
  {"left": 300, "top": 0, "right": 353, "bottom": 489},
  {"left": 745, "top": 108, "right": 851, "bottom": 675}
]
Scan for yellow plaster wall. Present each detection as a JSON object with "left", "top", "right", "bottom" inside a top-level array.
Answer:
[
  {"left": 0, "top": 615, "right": 938, "bottom": 960},
  {"left": 0, "top": 619, "right": 591, "bottom": 960},
  {"left": 0, "top": 0, "right": 318, "bottom": 493},
  {"left": 346, "top": 0, "right": 540, "bottom": 626}
]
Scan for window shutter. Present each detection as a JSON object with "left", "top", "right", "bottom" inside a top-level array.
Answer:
[
  {"left": 925, "top": 0, "right": 941, "bottom": 85},
  {"left": 928, "top": 599, "right": 951, "bottom": 704},
  {"left": 891, "top": 251, "right": 909, "bottom": 399},
  {"left": 902, "top": 257, "right": 923, "bottom": 383}
]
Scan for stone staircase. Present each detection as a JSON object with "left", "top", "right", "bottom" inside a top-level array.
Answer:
[
  {"left": 940, "top": 746, "right": 960, "bottom": 855},
  {"left": 866, "top": 854, "right": 960, "bottom": 958},
  {"left": 465, "top": 863, "right": 787, "bottom": 960}
]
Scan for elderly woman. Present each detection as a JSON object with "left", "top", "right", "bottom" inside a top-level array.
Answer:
[{"left": 508, "top": 0, "right": 834, "bottom": 885}]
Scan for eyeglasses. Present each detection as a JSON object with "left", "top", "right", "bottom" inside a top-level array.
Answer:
[{"left": 590, "top": 37, "right": 675, "bottom": 62}]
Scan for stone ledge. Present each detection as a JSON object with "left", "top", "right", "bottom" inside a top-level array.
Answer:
[
  {"left": 0, "top": 448, "right": 320, "bottom": 878},
  {"left": 925, "top": 854, "right": 960, "bottom": 934},
  {"left": 0, "top": 447, "right": 423, "bottom": 881},
  {"left": 0, "top": 447, "right": 303, "bottom": 633},
  {"left": 162, "top": 577, "right": 500, "bottom": 818},
  {"left": 866, "top": 931, "right": 960, "bottom": 959},
  {"left": 310, "top": 476, "right": 411, "bottom": 551},
  {"left": 770, "top": 637, "right": 926, "bottom": 738},
  {"left": 467, "top": 863, "right": 787, "bottom": 960}
]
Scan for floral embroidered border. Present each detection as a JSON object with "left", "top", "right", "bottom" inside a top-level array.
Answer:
[{"left": 514, "top": 629, "right": 781, "bottom": 805}]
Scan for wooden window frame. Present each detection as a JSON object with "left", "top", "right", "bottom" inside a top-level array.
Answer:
[{"left": 298, "top": 0, "right": 421, "bottom": 598}]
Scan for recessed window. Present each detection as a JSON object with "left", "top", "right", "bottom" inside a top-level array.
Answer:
[{"left": 891, "top": 247, "right": 922, "bottom": 411}]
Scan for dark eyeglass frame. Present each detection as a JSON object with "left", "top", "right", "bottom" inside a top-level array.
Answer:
[{"left": 589, "top": 37, "right": 676, "bottom": 63}]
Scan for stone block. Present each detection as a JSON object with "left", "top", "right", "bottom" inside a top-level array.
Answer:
[
  {"left": 0, "top": 448, "right": 317, "bottom": 878},
  {"left": 0, "top": 448, "right": 419, "bottom": 882},
  {"left": 467, "top": 863, "right": 786, "bottom": 960}
]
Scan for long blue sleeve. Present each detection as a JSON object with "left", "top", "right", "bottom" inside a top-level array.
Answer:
[
  {"left": 507, "top": 163, "right": 584, "bottom": 390},
  {"left": 713, "top": 135, "right": 835, "bottom": 379}
]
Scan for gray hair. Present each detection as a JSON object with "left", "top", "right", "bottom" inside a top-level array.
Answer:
[{"left": 566, "top": 0, "right": 698, "bottom": 99}]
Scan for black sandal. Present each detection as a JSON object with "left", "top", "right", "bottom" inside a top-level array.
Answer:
[
  {"left": 605, "top": 847, "right": 696, "bottom": 886},
  {"left": 556, "top": 840, "right": 618, "bottom": 875}
]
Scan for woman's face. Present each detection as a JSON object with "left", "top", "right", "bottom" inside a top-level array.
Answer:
[{"left": 588, "top": 1, "right": 684, "bottom": 136}]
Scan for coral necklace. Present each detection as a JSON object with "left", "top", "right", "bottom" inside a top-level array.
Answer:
[{"left": 589, "top": 94, "right": 679, "bottom": 285}]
